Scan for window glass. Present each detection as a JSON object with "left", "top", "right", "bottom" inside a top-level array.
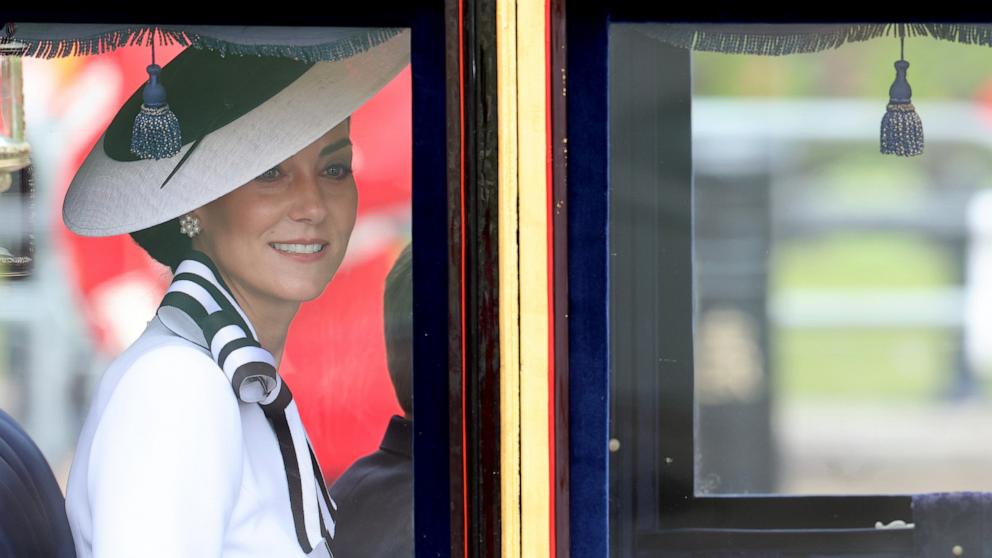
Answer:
[
  {"left": 691, "top": 27, "right": 992, "bottom": 495},
  {"left": 609, "top": 22, "right": 992, "bottom": 504}
]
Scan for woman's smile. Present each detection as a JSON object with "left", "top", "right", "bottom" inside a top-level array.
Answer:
[{"left": 269, "top": 239, "right": 329, "bottom": 261}]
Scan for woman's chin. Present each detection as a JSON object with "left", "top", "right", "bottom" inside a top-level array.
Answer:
[
  {"left": 297, "top": 286, "right": 329, "bottom": 302},
  {"left": 259, "top": 253, "right": 342, "bottom": 302},
  {"left": 271, "top": 276, "right": 334, "bottom": 303},
  {"left": 267, "top": 284, "right": 321, "bottom": 303}
]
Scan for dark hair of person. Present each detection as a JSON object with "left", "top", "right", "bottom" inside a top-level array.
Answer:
[
  {"left": 383, "top": 242, "right": 413, "bottom": 418},
  {"left": 129, "top": 217, "right": 192, "bottom": 273}
]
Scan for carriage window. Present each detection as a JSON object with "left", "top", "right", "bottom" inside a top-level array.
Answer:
[
  {"left": 690, "top": 35, "right": 992, "bottom": 497},
  {"left": 610, "top": 21, "right": 992, "bottom": 551},
  {"left": 2, "top": 26, "right": 415, "bottom": 555}
]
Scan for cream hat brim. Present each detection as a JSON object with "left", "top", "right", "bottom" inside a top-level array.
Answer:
[{"left": 63, "top": 28, "right": 410, "bottom": 237}]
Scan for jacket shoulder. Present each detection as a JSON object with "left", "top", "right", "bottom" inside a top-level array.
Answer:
[{"left": 92, "top": 318, "right": 235, "bottom": 419}]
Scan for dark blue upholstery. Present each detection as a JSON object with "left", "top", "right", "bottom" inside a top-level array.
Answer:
[
  {"left": 567, "top": 4, "right": 611, "bottom": 557},
  {"left": 0, "top": 408, "right": 76, "bottom": 558}
]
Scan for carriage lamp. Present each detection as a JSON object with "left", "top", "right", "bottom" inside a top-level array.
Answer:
[
  {"left": 0, "top": 41, "right": 33, "bottom": 279},
  {"left": 0, "top": 42, "right": 29, "bottom": 190}
]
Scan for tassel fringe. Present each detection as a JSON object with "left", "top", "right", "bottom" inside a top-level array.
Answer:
[
  {"left": 0, "top": 26, "right": 192, "bottom": 58},
  {"left": 880, "top": 103, "right": 924, "bottom": 157},
  {"left": 638, "top": 23, "right": 992, "bottom": 56},
  {"left": 189, "top": 28, "right": 404, "bottom": 63},
  {"left": 131, "top": 104, "right": 182, "bottom": 160},
  {"left": 0, "top": 26, "right": 403, "bottom": 62}
]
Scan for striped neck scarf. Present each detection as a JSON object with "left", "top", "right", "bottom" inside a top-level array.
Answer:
[{"left": 155, "top": 250, "right": 335, "bottom": 557}]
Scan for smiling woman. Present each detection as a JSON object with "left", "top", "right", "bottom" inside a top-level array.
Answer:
[{"left": 58, "top": 28, "right": 410, "bottom": 558}]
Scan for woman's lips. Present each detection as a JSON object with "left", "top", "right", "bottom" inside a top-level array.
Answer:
[{"left": 269, "top": 240, "right": 328, "bottom": 262}]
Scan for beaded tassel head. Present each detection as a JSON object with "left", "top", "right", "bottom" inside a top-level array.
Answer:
[
  {"left": 131, "top": 32, "right": 182, "bottom": 160},
  {"left": 880, "top": 29, "right": 924, "bottom": 157}
]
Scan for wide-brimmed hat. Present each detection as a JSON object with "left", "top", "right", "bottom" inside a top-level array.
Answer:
[{"left": 62, "top": 27, "right": 410, "bottom": 237}]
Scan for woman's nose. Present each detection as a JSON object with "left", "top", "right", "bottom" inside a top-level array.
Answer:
[{"left": 287, "top": 172, "right": 328, "bottom": 224}]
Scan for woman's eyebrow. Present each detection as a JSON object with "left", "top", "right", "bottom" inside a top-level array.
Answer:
[{"left": 319, "top": 139, "right": 352, "bottom": 157}]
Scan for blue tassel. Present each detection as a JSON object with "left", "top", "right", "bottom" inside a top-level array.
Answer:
[
  {"left": 881, "top": 32, "right": 924, "bottom": 157},
  {"left": 131, "top": 63, "right": 182, "bottom": 160},
  {"left": 880, "top": 59, "right": 924, "bottom": 157},
  {"left": 880, "top": 103, "right": 924, "bottom": 157}
]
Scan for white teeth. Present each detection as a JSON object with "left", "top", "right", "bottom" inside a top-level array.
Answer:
[{"left": 271, "top": 243, "right": 324, "bottom": 254}]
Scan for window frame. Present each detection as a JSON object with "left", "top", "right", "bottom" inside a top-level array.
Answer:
[{"left": 567, "top": 6, "right": 929, "bottom": 557}]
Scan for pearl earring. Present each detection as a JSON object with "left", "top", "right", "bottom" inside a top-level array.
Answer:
[{"left": 179, "top": 214, "right": 201, "bottom": 238}]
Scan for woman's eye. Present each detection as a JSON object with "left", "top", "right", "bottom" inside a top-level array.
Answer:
[
  {"left": 323, "top": 163, "right": 352, "bottom": 180},
  {"left": 255, "top": 166, "right": 282, "bottom": 182}
]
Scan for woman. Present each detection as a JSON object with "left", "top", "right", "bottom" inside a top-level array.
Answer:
[{"left": 62, "top": 28, "right": 409, "bottom": 558}]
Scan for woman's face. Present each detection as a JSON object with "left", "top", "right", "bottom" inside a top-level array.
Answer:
[{"left": 191, "top": 118, "right": 357, "bottom": 308}]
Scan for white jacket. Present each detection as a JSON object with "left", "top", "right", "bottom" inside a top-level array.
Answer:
[{"left": 66, "top": 316, "right": 311, "bottom": 558}]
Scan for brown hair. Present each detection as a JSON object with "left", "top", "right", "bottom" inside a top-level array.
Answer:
[{"left": 129, "top": 217, "right": 192, "bottom": 273}]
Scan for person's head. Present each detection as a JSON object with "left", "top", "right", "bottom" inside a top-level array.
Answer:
[
  {"left": 133, "top": 118, "right": 358, "bottom": 306},
  {"left": 383, "top": 243, "right": 413, "bottom": 418},
  {"left": 63, "top": 30, "right": 411, "bottom": 295}
]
